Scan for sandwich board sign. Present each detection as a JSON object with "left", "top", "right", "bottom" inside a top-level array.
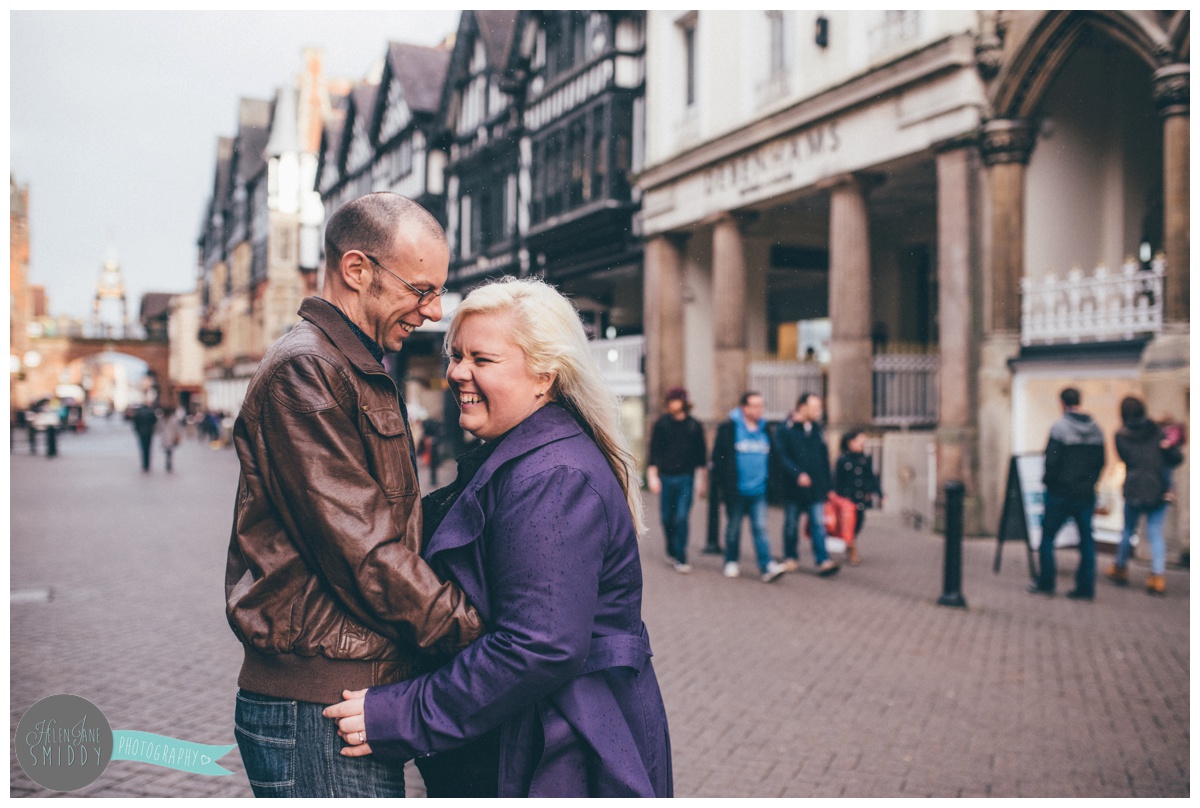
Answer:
[{"left": 993, "top": 454, "right": 1079, "bottom": 576}]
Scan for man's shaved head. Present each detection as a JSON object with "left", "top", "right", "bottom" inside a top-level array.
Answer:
[{"left": 323, "top": 192, "right": 446, "bottom": 274}]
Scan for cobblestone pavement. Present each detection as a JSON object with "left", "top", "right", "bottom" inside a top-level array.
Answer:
[{"left": 11, "top": 421, "right": 1189, "bottom": 797}]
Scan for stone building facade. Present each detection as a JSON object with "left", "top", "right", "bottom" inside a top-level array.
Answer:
[
  {"left": 10, "top": 176, "right": 32, "bottom": 413},
  {"left": 637, "top": 10, "right": 1189, "bottom": 552},
  {"left": 198, "top": 51, "right": 329, "bottom": 415}
]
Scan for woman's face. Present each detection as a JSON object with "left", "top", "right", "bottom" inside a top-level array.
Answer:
[{"left": 447, "top": 311, "right": 553, "bottom": 441}]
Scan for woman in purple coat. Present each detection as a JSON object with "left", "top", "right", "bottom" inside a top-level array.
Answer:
[{"left": 324, "top": 277, "right": 672, "bottom": 797}]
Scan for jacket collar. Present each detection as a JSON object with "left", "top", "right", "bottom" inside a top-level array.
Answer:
[
  {"left": 473, "top": 403, "right": 583, "bottom": 482},
  {"left": 298, "top": 296, "right": 385, "bottom": 375},
  {"left": 423, "top": 404, "right": 584, "bottom": 559}
]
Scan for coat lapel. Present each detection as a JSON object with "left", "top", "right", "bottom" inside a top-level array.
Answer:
[{"left": 423, "top": 405, "right": 583, "bottom": 560}]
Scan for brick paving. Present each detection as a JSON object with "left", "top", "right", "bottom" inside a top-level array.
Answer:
[{"left": 10, "top": 420, "right": 1189, "bottom": 797}]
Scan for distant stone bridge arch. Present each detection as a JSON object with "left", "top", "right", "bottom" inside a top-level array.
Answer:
[{"left": 23, "top": 336, "right": 171, "bottom": 403}]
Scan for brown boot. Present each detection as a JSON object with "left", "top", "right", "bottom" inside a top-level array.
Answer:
[
  {"left": 1105, "top": 563, "right": 1129, "bottom": 585},
  {"left": 1146, "top": 574, "right": 1166, "bottom": 595},
  {"left": 847, "top": 545, "right": 861, "bottom": 566}
]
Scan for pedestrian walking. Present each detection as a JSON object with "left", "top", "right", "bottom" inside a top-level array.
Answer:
[
  {"left": 711, "top": 392, "right": 787, "bottom": 583},
  {"left": 1107, "top": 395, "right": 1183, "bottom": 595},
  {"left": 1029, "top": 387, "right": 1105, "bottom": 600},
  {"left": 26, "top": 410, "right": 38, "bottom": 455},
  {"left": 324, "top": 277, "right": 672, "bottom": 797},
  {"left": 646, "top": 387, "right": 708, "bottom": 574},
  {"left": 131, "top": 397, "right": 158, "bottom": 472},
  {"left": 224, "top": 193, "right": 483, "bottom": 798},
  {"left": 772, "top": 393, "right": 840, "bottom": 576},
  {"left": 834, "top": 429, "right": 882, "bottom": 566},
  {"left": 422, "top": 417, "right": 442, "bottom": 486},
  {"left": 156, "top": 404, "right": 183, "bottom": 472}
]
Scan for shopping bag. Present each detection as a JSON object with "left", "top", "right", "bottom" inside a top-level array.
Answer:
[{"left": 827, "top": 493, "right": 857, "bottom": 543}]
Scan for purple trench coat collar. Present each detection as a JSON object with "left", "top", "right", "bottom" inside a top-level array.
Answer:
[
  {"left": 365, "top": 404, "right": 672, "bottom": 797},
  {"left": 425, "top": 403, "right": 582, "bottom": 560}
]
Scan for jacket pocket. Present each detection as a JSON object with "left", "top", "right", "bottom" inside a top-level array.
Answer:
[{"left": 361, "top": 406, "right": 415, "bottom": 498}]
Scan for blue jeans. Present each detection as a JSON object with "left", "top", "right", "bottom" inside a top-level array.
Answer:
[
  {"left": 782, "top": 499, "right": 830, "bottom": 566},
  {"left": 234, "top": 689, "right": 406, "bottom": 797},
  {"left": 660, "top": 474, "right": 695, "bottom": 564},
  {"left": 1116, "top": 501, "right": 1168, "bottom": 575},
  {"left": 1035, "top": 493, "right": 1096, "bottom": 595},
  {"left": 724, "top": 494, "right": 772, "bottom": 574}
]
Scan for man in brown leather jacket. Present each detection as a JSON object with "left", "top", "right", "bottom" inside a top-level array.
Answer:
[{"left": 225, "top": 193, "right": 483, "bottom": 797}]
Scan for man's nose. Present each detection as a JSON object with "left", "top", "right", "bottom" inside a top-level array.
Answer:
[{"left": 421, "top": 294, "right": 443, "bottom": 322}]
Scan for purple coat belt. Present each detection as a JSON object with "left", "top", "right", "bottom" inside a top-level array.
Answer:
[{"left": 363, "top": 404, "right": 673, "bottom": 797}]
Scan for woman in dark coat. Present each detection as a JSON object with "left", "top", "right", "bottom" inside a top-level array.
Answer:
[
  {"left": 834, "top": 430, "right": 882, "bottom": 565},
  {"left": 1109, "top": 395, "right": 1183, "bottom": 595},
  {"left": 325, "top": 277, "right": 672, "bottom": 797}
]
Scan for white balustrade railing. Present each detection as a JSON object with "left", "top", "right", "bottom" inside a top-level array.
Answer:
[
  {"left": 872, "top": 353, "right": 938, "bottom": 428},
  {"left": 748, "top": 360, "right": 825, "bottom": 422},
  {"left": 589, "top": 335, "right": 645, "bottom": 397},
  {"left": 1021, "top": 256, "right": 1165, "bottom": 346}
]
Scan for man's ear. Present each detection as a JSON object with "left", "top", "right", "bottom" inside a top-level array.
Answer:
[{"left": 339, "top": 250, "right": 369, "bottom": 292}]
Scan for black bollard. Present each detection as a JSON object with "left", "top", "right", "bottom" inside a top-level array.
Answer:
[
  {"left": 937, "top": 481, "right": 967, "bottom": 608},
  {"left": 703, "top": 471, "right": 722, "bottom": 554}
]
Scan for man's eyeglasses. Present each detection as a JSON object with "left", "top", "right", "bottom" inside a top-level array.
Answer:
[{"left": 332, "top": 243, "right": 448, "bottom": 308}]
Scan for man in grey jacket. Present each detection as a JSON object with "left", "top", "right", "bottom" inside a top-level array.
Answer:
[{"left": 1029, "top": 387, "right": 1105, "bottom": 599}]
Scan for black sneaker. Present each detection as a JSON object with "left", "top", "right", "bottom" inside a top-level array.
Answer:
[
  {"left": 1064, "top": 589, "right": 1094, "bottom": 601},
  {"left": 1026, "top": 584, "right": 1054, "bottom": 597}
]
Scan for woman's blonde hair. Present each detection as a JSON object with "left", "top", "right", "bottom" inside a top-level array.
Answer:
[{"left": 446, "top": 276, "right": 646, "bottom": 534}]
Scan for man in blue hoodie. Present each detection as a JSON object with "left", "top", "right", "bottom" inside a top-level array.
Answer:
[
  {"left": 1029, "top": 386, "right": 1106, "bottom": 599},
  {"left": 711, "top": 392, "right": 787, "bottom": 583}
]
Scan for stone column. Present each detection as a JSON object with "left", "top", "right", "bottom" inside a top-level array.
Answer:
[
  {"left": 977, "top": 118, "right": 1035, "bottom": 533},
  {"left": 1154, "top": 63, "right": 1189, "bottom": 325},
  {"left": 643, "top": 233, "right": 687, "bottom": 421},
  {"left": 712, "top": 214, "right": 749, "bottom": 415},
  {"left": 1142, "top": 63, "right": 1190, "bottom": 560},
  {"left": 826, "top": 174, "right": 875, "bottom": 432},
  {"left": 935, "top": 138, "right": 982, "bottom": 534}
]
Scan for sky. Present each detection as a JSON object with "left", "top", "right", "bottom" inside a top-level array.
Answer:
[{"left": 10, "top": 10, "right": 463, "bottom": 322}]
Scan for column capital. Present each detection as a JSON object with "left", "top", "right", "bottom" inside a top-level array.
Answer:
[
  {"left": 648, "top": 230, "right": 691, "bottom": 250},
  {"left": 933, "top": 132, "right": 979, "bottom": 155},
  {"left": 978, "top": 118, "right": 1036, "bottom": 167},
  {"left": 816, "top": 171, "right": 886, "bottom": 194},
  {"left": 1153, "top": 63, "right": 1189, "bottom": 118},
  {"left": 703, "top": 210, "right": 759, "bottom": 232}
]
